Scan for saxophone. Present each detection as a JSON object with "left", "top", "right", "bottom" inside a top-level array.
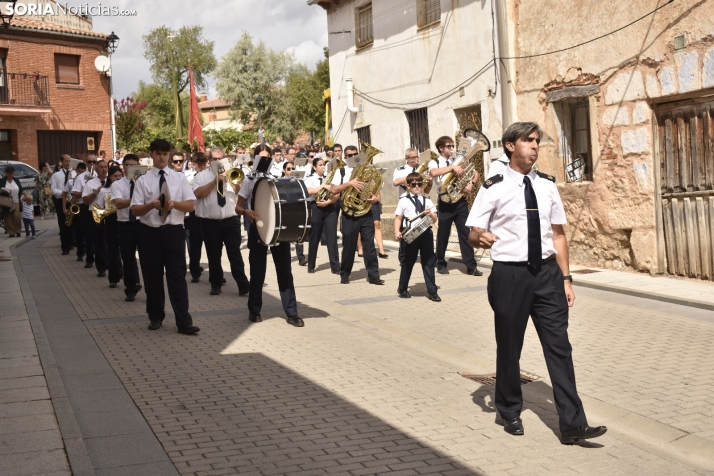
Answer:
[
  {"left": 341, "top": 142, "right": 383, "bottom": 218},
  {"left": 439, "top": 129, "right": 491, "bottom": 204},
  {"left": 315, "top": 157, "right": 346, "bottom": 202}
]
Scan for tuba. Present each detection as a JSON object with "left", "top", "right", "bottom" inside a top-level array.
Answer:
[
  {"left": 315, "top": 157, "right": 346, "bottom": 202},
  {"left": 341, "top": 142, "right": 383, "bottom": 218},
  {"left": 439, "top": 128, "right": 491, "bottom": 204},
  {"left": 66, "top": 203, "right": 80, "bottom": 226},
  {"left": 92, "top": 192, "right": 117, "bottom": 224}
]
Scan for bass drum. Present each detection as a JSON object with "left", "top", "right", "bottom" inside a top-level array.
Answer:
[{"left": 251, "top": 177, "right": 311, "bottom": 246}]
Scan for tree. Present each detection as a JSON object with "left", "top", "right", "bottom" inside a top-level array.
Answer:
[
  {"left": 133, "top": 81, "right": 175, "bottom": 130},
  {"left": 285, "top": 48, "right": 331, "bottom": 138},
  {"left": 114, "top": 96, "right": 147, "bottom": 152},
  {"left": 142, "top": 26, "right": 216, "bottom": 140},
  {"left": 215, "top": 32, "right": 298, "bottom": 142}
]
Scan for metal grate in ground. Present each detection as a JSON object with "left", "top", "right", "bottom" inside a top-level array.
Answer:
[{"left": 461, "top": 371, "right": 539, "bottom": 386}]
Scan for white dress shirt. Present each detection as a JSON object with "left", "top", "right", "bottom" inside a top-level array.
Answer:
[
  {"left": 130, "top": 166, "right": 196, "bottom": 227},
  {"left": 72, "top": 171, "right": 93, "bottom": 195},
  {"left": 330, "top": 165, "right": 353, "bottom": 187},
  {"left": 110, "top": 177, "right": 133, "bottom": 222},
  {"left": 303, "top": 173, "right": 326, "bottom": 202},
  {"left": 183, "top": 169, "right": 196, "bottom": 185},
  {"left": 487, "top": 154, "right": 510, "bottom": 179},
  {"left": 466, "top": 166, "right": 566, "bottom": 262},
  {"left": 392, "top": 164, "right": 418, "bottom": 198},
  {"left": 427, "top": 155, "right": 452, "bottom": 188},
  {"left": 50, "top": 168, "right": 76, "bottom": 199},
  {"left": 192, "top": 168, "right": 238, "bottom": 220},
  {"left": 269, "top": 160, "right": 284, "bottom": 178},
  {"left": 395, "top": 193, "right": 434, "bottom": 221},
  {"left": 83, "top": 177, "right": 111, "bottom": 208}
]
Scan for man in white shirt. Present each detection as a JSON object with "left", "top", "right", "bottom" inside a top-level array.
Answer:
[
  {"left": 269, "top": 147, "right": 284, "bottom": 177},
  {"left": 82, "top": 160, "right": 110, "bottom": 278},
  {"left": 487, "top": 153, "right": 510, "bottom": 179},
  {"left": 50, "top": 154, "right": 76, "bottom": 255},
  {"left": 131, "top": 139, "right": 199, "bottom": 335},
  {"left": 186, "top": 153, "right": 207, "bottom": 282},
  {"left": 467, "top": 122, "right": 606, "bottom": 443},
  {"left": 73, "top": 154, "right": 98, "bottom": 268},
  {"left": 111, "top": 154, "right": 143, "bottom": 302},
  {"left": 192, "top": 147, "right": 250, "bottom": 296},
  {"left": 63, "top": 162, "right": 85, "bottom": 260}
]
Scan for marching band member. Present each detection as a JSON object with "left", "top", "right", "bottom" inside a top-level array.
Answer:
[
  {"left": 282, "top": 162, "right": 307, "bottom": 266},
  {"left": 50, "top": 154, "right": 76, "bottom": 255},
  {"left": 73, "top": 154, "right": 98, "bottom": 268},
  {"left": 428, "top": 136, "right": 481, "bottom": 276},
  {"left": 131, "top": 139, "right": 199, "bottom": 335},
  {"left": 103, "top": 166, "right": 124, "bottom": 288},
  {"left": 111, "top": 154, "right": 142, "bottom": 302},
  {"left": 187, "top": 153, "right": 207, "bottom": 283},
  {"left": 392, "top": 148, "right": 432, "bottom": 264},
  {"left": 393, "top": 173, "right": 440, "bottom": 301},
  {"left": 82, "top": 160, "right": 110, "bottom": 279},
  {"left": 171, "top": 152, "right": 185, "bottom": 173},
  {"left": 304, "top": 158, "right": 340, "bottom": 274},
  {"left": 330, "top": 145, "right": 384, "bottom": 285},
  {"left": 235, "top": 144, "right": 304, "bottom": 327},
  {"left": 63, "top": 162, "right": 85, "bottom": 261},
  {"left": 269, "top": 147, "right": 284, "bottom": 177},
  {"left": 192, "top": 147, "right": 250, "bottom": 296},
  {"left": 357, "top": 183, "right": 387, "bottom": 259}
]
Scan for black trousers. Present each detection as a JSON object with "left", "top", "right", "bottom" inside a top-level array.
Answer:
[
  {"left": 90, "top": 220, "right": 108, "bottom": 272},
  {"left": 399, "top": 229, "right": 437, "bottom": 294},
  {"left": 137, "top": 224, "right": 193, "bottom": 328},
  {"left": 53, "top": 198, "right": 71, "bottom": 253},
  {"left": 436, "top": 197, "right": 476, "bottom": 270},
  {"left": 104, "top": 215, "right": 123, "bottom": 283},
  {"left": 117, "top": 221, "right": 141, "bottom": 296},
  {"left": 295, "top": 242, "right": 304, "bottom": 261},
  {"left": 247, "top": 225, "right": 297, "bottom": 318},
  {"left": 487, "top": 259, "right": 587, "bottom": 432},
  {"left": 200, "top": 216, "right": 250, "bottom": 290},
  {"left": 73, "top": 210, "right": 85, "bottom": 258},
  {"left": 186, "top": 212, "right": 204, "bottom": 279},
  {"left": 79, "top": 205, "right": 95, "bottom": 264},
  {"left": 340, "top": 213, "right": 379, "bottom": 281},
  {"left": 307, "top": 202, "right": 339, "bottom": 271}
]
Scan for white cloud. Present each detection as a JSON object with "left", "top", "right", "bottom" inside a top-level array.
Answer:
[{"left": 81, "top": 0, "right": 328, "bottom": 99}]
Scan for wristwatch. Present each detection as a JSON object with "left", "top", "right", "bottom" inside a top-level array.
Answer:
[{"left": 563, "top": 275, "right": 573, "bottom": 282}]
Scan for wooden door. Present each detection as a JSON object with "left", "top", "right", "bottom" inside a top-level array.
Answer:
[
  {"left": 657, "top": 99, "right": 714, "bottom": 280},
  {"left": 37, "top": 131, "right": 99, "bottom": 166}
]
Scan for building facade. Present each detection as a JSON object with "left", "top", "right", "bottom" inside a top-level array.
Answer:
[
  {"left": 0, "top": 12, "right": 112, "bottom": 169},
  {"left": 198, "top": 96, "right": 243, "bottom": 132}
]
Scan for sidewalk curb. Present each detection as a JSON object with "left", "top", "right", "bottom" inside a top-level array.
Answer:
[
  {"left": 303, "top": 286, "right": 714, "bottom": 473},
  {"left": 10, "top": 233, "right": 96, "bottom": 476}
]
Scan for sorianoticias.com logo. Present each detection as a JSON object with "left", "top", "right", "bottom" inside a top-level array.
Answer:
[{"left": 4, "top": 3, "right": 137, "bottom": 17}]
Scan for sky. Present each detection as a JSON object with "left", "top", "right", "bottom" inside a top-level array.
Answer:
[{"left": 83, "top": 0, "right": 329, "bottom": 99}]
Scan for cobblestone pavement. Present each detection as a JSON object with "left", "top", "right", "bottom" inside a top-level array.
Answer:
[{"left": 33, "top": 232, "right": 713, "bottom": 475}]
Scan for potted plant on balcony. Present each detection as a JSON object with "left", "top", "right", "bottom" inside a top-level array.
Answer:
[{"left": 32, "top": 71, "right": 40, "bottom": 81}]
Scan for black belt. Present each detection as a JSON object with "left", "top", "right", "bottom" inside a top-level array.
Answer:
[
  {"left": 495, "top": 254, "right": 556, "bottom": 266},
  {"left": 202, "top": 215, "right": 238, "bottom": 222}
]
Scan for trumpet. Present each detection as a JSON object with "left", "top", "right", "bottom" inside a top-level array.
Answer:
[
  {"left": 216, "top": 163, "right": 245, "bottom": 197},
  {"left": 66, "top": 203, "right": 80, "bottom": 226}
]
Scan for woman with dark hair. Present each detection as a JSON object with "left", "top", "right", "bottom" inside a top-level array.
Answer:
[
  {"left": 104, "top": 165, "right": 124, "bottom": 287},
  {"left": 304, "top": 158, "right": 340, "bottom": 274},
  {"left": 0, "top": 166, "right": 23, "bottom": 237},
  {"left": 281, "top": 161, "right": 295, "bottom": 177},
  {"left": 35, "top": 162, "right": 55, "bottom": 219}
]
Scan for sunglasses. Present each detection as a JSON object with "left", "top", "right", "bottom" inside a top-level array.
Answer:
[
  {"left": 345, "top": 153, "right": 358, "bottom": 158},
  {"left": 445, "top": 145, "right": 455, "bottom": 149},
  {"left": 172, "top": 160, "right": 184, "bottom": 164},
  {"left": 286, "top": 167, "right": 294, "bottom": 171},
  {"left": 308, "top": 155, "right": 315, "bottom": 158},
  {"left": 86, "top": 160, "right": 97, "bottom": 164},
  {"left": 409, "top": 182, "right": 424, "bottom": 187},
  {"left": 407, "top": 156, "right": 419, "bottom": 160}
]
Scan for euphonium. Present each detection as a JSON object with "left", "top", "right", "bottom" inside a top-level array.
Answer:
[
  {"left": 439, "top": 129, "right": 491, "bottom": 203},
  {"left": 92, "top": 192, "right": 117, "bottom": 224},
  {"left": 341, "top": 141, "right": 383, "bottom": 218},
  {"left": 66, "top": 203, "right": 80, "bottom": 226},
  {"left": 315, "top": 157, "right": 346, "bottom": 202}
]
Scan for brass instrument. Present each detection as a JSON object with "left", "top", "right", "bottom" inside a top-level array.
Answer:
[
  {"left": 92, "top": 192, "right": 117, "bottom": 224},
  {"left": 416, "top": 150, "right": 437, "bottom": 187},
  {"left": 84, "top": 165, "right": 96, "bottom": 182},
  {"left": 315, "top": 157, "right": 346, "bottom": 202},
  {"left": 66, "top": 203, "right": 80, "bottom": 226},
  {"left": 213, "top": 159, "right": 244, "bottom": 197},
  {"left": 341, "top": 142, "right": 383, "bottom": 218},
  {"left": 439, "top": 129, "right": 491, "bottom": 203}
]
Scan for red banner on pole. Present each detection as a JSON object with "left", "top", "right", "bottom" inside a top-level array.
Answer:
[{"left": 188, "top": 63, "right": 205, "bottom": 152}]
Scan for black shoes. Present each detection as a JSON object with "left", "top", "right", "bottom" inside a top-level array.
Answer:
[
  {"left": 97, "top": 270, "right": 106, "bottom": 278},
  {"left": 437, "top": 267, "right": 449, "bottom": 275},
  {"left": 84, "top": 262, "right": 93, "bottom": 269},
  {"left": 62, "top": 250, "right": 70, "bottom": 255},
  {"left": 427, "top": 293, "right": 442, "bottom": 302},
  {"left": 398, "top": 289, "right": 411, "bottom": 298},
  {"left": 222, "top": 278, "right": 227, "bottom": 284},
  {"left": 148, "top": 321, "right": 162, "bottom": 331},
  {"left": 331, "top": 268, "right": 340, "bottom": 275},
  {"left": 561, "top": 425, "right": 607, "bottom": 445},
  {"left": 210, "top": 286, "right": 221, "bottom": 295},
  {"left": 341, "top": 276, "right": 349, "bottom": 284},
  {"left": 307, "top": 268, "right": 315, "bottom": 274},
  {"left": 76, "top": 255, "right": 83, "bottom": 261},
  {"left": 357, "top": 253, "right": 363, "bottom": 258},
  {"left": 501, "top": 417, "right": 524, "bottom": 436},
  {"left": 467, "top": 268, "right": 483, "bottom": 276},
  {"left": 191, "top": 276, "right": 200, "bottom": 283},
  {"left": 286, "top": 316, "right": 304, "bottom": 327},
  {"left": 109, "top": 283, "right": 117, "bottom": 288},
  {"left": 178, "top": 325, "right": 200, "bottom": 335},
  {"left": 368, "top": 279, "right": 385, "bottom": 285},
  {"left": 298, "top": 259, "right": 307, "bottom": 266},
  {"left": 249, "top": 312, "right": 262, "bottom": 323},
  {"left": 238, "top": 287, "right": 250, "bottom": 296},
  {"left": 125, "top": 295, "right": 135, "bottom": 302},
  {"left": 378, "top": 253, "right": 388, "bottom": 259}
]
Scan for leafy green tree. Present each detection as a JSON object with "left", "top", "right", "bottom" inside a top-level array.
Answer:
[
  {"left": 142, "top": 26, "right": 216, "bottom": 140},
  {"left": 133, "top": 81, "right": 175, "bottom": 130},
  {"left": 115, "top": 96, "right": 147, "bottom": 152},
  {"left": 285, "top": 48, "right": 330, "bottom": 138}
]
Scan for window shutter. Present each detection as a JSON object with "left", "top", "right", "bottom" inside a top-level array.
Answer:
[
  {"left": 356, "top": 4, "right": 373, "bottom": 48},
  {"left": 425, "top": 0, "right": 440, "bottom": 25},
  {"left": 55, "top": 54, "right": 80, "bottom": 84}
]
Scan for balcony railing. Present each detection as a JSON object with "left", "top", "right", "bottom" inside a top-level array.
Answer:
[{"left": 0, "top": 72, "right": 50, "bottom": 107}]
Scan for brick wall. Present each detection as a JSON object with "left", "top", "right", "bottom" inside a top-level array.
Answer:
[{"left": 0, "top": 32, "right": 112, "bottom": 168}]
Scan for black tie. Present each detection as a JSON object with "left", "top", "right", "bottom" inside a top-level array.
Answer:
[
  {"left": 319, "top": 177, "right": 323, "bottom": 184},
  {"left": 523, "top": 176, "right": 542, "bottom": 270},
  {"left": 414, "top": 196, "right": 423, "bottom": 213},
  {"left": 100, "top": 179, "right": 105, "bottom": 186},
  {"left": 217, "top": 177, "right": 226, "bottom": 207},
  {"left": 63, "top": 169, "right": 69, "bottom": 185},
  {"left": 158, "top": 170, "right": 166, "bottom": 217},
  {"left": 129, "top": 181, "right": 136, "bottom": 222}
]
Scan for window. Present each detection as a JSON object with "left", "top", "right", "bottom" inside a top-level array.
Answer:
[
  {"left": 54, "top": 54, "right": 80, "bottom": 84},
  {"left": 0, "top": 163, "right": 36, "bottom": 179},
  {"left": 554, "top": 98, "right": 592, "bottom": 182},
  {"left": 356, "top": 126, "right": 371, "bottom": 146},
  {"left": 417, "top": 0, "right": 441, "bottom": 29},
  {"left": 405, "top": 108, "right": 430, "bottom": 152},
  {"left": 356, "top": 3, "right": 373, "bottom": 49}
]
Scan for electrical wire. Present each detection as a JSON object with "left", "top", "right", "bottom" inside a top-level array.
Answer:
[{"left": 333, "top": 108, "right": 349, "bottom": 140}]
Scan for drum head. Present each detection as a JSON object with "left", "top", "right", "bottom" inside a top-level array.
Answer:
[{"left": 253, "top": 179, "right": 277, "bottom": 245}]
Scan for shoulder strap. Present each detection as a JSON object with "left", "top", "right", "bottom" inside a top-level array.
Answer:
[
  {"left": 536, "top": 171, "right": 556, "bottom": 183},
  {"left": 482, "top": 174, "right": 504, "bottom": 189}
]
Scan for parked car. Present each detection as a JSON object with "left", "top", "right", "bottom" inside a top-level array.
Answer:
[{"left": 0, "top": 161, "right": 41, "bottom": 214}]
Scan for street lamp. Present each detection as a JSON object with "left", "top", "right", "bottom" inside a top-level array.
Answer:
[
  {"left": 106, "top": 31, "right": 120, "bottom": 54},
  {"left": 255, "top": 95, "right": 265, "bottom": 144},
  {"left": 105, "top": 32, "right": 120, "bottom": 156},
  {"left": 0, "top": 1, "right": 18, "bottom": 28}
]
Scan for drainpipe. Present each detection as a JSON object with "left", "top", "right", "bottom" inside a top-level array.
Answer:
[
  {"left": 346, "top": 77, "right": 359, "bottom": 113},
  {"left": 494, "top": 0, "right": 517, "bottom": 127}
]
